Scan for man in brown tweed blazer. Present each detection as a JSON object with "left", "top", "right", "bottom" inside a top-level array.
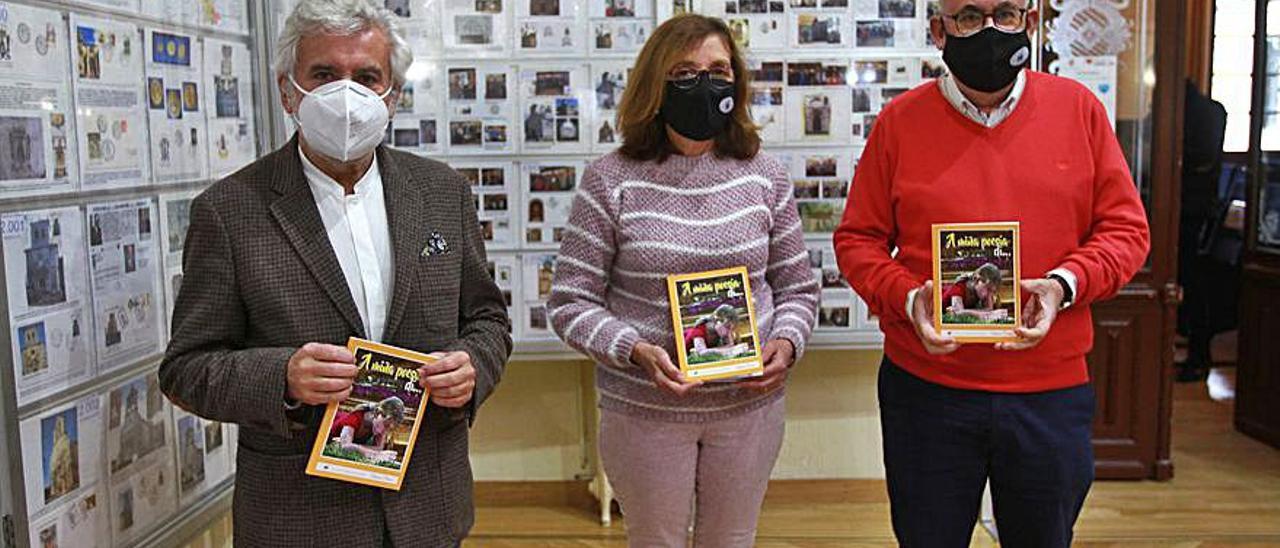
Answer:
[{"left": 159, "top": 1, "right": 511, "bottom": 546}]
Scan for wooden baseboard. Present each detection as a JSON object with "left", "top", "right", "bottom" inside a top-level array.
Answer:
[{"left": 473, "top": 478, "right": 888, "bottom": 507}]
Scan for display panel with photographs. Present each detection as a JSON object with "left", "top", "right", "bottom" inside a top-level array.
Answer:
[
  {"left": 517, "top": 0, "right": 587, "bottom": 54},
  {"left": 716, "top": 0, "right": 787, "bottom": 50},
  {"left": 19, "top": 394, "right": 104, "bottom": 520},
  {"left": 384, "top": 60, "right": 445, "bottom": 155},
  {"left": 805, "top": 242, "right": 857, "bottom": 331},
  {"left": 590, "top": 62, "right": 630, "bottom": 150},
  {"left": 789, "top": 2, "right": 852, "bottom": 48},
  {"left": 521, "top": 160, "right": 582, "bottom": 247},
  {"left": 107, "top": 441, "right": 177, "bottom": 546},
  {"left": 0, "top": 3, "right": 78, "bottom": 196},
  {"left": 203, "top": 38, "right": 257, "bottom": 178},
  {"left": 848, "top": 57, "right": 922, "bottom": 141},
  {"left": 780, "top": 149, "right": 853, "bottom": 235},
  {"left": 519, "top": 66, "right": 590, "bottom": 153},
  {"left": 656, "top": 0, "right": 706, "bottom": 20},
  {"left": 443, "top": 0, "right": 511, "bottom": 53},
  {"left": 456, "top": 161, "right": 520, "bottom": 248},
  {"left": 521, "top": 252, "right": 558, "bottom": 340},
  {"left": 590, "top": 18, "right": 652, "bottom": 54},
  {"left": 70, "top": 14, "right": 148, "bottom": 188},
  {"left": 383, "top": 0, "right": 445, "bottom": 56},
  {"left": 488, "top": 253, "right": 523, "bottom": 339},
  {"left": 27, "top": 484, "right": 109, "bottom": 548},
  {"left": 87, "top": 199, "right": 163, "bottom": 373},
  {"left": 784, "top": 60, "right": 854, "bottom": 145},
  {"left": 588, "top": 0, "right": 654, "bottom": 53},
  {"left": 139, "top": 0, "right": 250, "bottom": 35},
  {"left": 144, "top": 28, "right": 208, "bottom": 183},
  {"left": 445, "top": 63, "right": 515, "bottom": 154},
  {"left": 158, "top": 191, "right": 196, "bottom": 332},
  {"left": 74, "top": 0, "right": 141, "bottom": 12},
  {"left": 3, "top": 207, "right": 94, "bottom": 407},
  {"left": 173, "top": 409, "right": 233, "bottom": 506},
  {"left": 749, "top": 59, "right": 787, "bottom": 143}
]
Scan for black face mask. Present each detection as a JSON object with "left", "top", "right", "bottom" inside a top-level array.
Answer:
[
  {"left": 942, "top": 27, "right": 1031, "bottom": 93},
  {"left": 659, "top": 72, "right": 736, "bottom": 142}
]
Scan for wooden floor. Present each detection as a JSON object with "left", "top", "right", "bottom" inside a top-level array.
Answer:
[{"left": 465, "top": 380, "right": 1280, "bottom": 547}]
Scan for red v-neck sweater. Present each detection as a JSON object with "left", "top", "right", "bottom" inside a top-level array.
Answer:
[{"left": 833, "top": 71, "right": 1150, "bottom": 393}]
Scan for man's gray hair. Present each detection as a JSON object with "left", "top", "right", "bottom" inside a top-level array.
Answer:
[{"left": 273, "top": 0, "right": 413, "bottom": 88}]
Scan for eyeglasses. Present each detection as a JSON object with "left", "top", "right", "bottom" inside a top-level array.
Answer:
[
  {"left": 941, "top": 5, "right": 1028, "bottom": 37},
  {"left": 667, "top": 67, "right": 734, "bottom": 87}
]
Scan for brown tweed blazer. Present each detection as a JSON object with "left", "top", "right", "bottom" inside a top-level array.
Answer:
[{"left": 159, "top": 136, "right": 512, "bottom": 547}]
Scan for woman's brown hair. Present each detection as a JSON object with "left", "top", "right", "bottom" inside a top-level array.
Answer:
[{"left": 616, "top": 15, "right": 760, "bottom": 162}]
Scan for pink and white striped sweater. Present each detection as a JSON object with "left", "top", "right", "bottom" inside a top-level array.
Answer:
[{"left": 548, "top": 150, "right": 820, "bottom": 422}]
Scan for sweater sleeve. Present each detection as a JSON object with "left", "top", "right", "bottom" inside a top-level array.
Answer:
[
  {"left": 761, "top": 158, "right": 820, "bottom": 360},
  {"left": 832, "top": 107, "right": 922, "bottom": 323},
  {"left": 547, "top": 163, "right": 642, "bottom": 368},
  {"left": 1056, "top": 96, "right": 1152, "bottom": 305}
]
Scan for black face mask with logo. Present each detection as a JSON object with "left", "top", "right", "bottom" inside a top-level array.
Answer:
[
  {"left": 659, "top": 71, "right": 737, "bottom": 142},
  {"left": 942, "top": 27, "right": 1032, "bottom": 93}
]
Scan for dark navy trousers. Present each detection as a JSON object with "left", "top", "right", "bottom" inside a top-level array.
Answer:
[{"left": 878, "top": 357, "right": 1096, "bottom": 548}]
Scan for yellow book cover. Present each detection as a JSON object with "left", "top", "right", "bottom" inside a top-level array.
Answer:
[
  {"left": 305, "top": 338, "right": 434, "bottom": 490},
  {"left": 932, "top": 222, "right": 1022, "bottom": 343},
  {"left": 666, "top": 266, "right": 764, "bottom": 382}
]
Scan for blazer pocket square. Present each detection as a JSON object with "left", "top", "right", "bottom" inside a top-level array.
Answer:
[{"left": 422, "top": 231, "right": 451, "bottom": 257}]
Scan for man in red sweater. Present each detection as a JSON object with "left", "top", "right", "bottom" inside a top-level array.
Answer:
[{"left": 832, "top": 0, "right": 1150, "bottom": 545}]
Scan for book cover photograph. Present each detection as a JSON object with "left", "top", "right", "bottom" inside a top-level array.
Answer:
[
  {"left": 666, "top": 266, "right": 763, "bottom": 381},
  {"left": 931, "top": 222, "right": 1022, "bottom": 343},
  {"left": 306, "top": 338, "right": 433, "bottom": 490}
]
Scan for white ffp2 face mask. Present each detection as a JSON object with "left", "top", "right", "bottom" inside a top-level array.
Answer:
[{"left": 290, "top": 75, "right": 392, "bottom": 163}]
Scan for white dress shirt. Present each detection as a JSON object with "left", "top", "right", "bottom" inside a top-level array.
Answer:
[
  {"left": 299, "top": 147, "right": 395, "bottom": 342},
  {"left": 904, "top": 69, "right": 1078, "bottom": 317},
  {"left": 937, "top": 69, "right": 1027, "bottom": 128}
]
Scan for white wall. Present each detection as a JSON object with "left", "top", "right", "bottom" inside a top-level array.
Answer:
[{"left": 468, "top": 349, "right": 886, "bottom": 481}]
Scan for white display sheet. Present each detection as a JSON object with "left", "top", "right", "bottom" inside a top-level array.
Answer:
[
  {"left": 143, "top": 28, "right": 208, "bottom": 184},
  {"left": 446, "top": 63, "right": 516, "bottom": 155},
  {"left": 158, "top": 191, "right": 197, "bottom": 333},
  {"left": 103, "top": 372, "right": 177, "bottom": 546},
  {"left": 3, "top": 207, "right": 94, "bottom": 407},
  {"left": 519, "top": 65, "right": 591, "bottom": 153},
  {"left": 589, "top": 62, "right": 630, "bottom": 152},
  {"left": 139, "top": 0, "right": 250, "bottom": 35},
  {"left": 383, "top": 60, "right": 445, "bottom": 155},
  {"left": 488, "top": 252, "right": 523, "bottom": 340},
  {"left": 443, "top": 0, "right": 512, "bottom": 54},
  {"left": 520, "top": 160, "right": 582, "bottom": 248},
  {"left": 203, "top": 38, "right": 257, "bottom": 178},
  {"left": 87, "top": 199, "right": 163, "bottom": 373},
  {"left": 173, "top": 409, "right": 234, "bottom": 507},
  {"left": 0, "top": 2, "right": 78, "bottom": 196},
  {"left": 516, "top": 0, "right": 587, "bottom": 55},
  {"left": 456, "top": 161, "right": 520, "bottom": 249},
  {"left": 19, "top": 394, "right": 105, "bottom": 520},
  {"left": 520, "top": 252, "right": 558, "bottom": 340},
  {"left": 70, "top": 15, "right": 148, "bottom": 188}
]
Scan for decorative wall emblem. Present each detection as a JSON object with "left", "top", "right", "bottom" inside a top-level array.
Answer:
[{"left": 1046, "top": 0, "right": 1133, "bottom": 58}]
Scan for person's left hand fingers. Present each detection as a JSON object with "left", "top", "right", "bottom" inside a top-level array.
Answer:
[
  {"left": 430, "top": 379, "right": 475, "bottom": 399},
  {"left": 419, "top": 351, "right": 470, "bottom": 376},
  {"left": 432, "top": 393, "right": 473, "bottom": 408},
  {"left": 997, "top": 304, "right": 1057, "bottom": 351},
  {"left": 739, "top": 361, "right": 788, "bottom": 391},
  {"left": 422, "top": 364, "right": 475, "bottom": 391}
]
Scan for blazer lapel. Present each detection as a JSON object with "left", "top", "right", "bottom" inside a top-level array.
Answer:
[
  {"left": 378, "top": 146, "right": 425, "bottom": 343},
  {"left": 267, "top": 137, "right": 366, "bottom": 338}
]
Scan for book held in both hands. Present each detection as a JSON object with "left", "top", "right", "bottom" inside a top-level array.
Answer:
[
  {"left": 305, "top": 338, "right": 434, "bottom": 490},
  {"left": 666, "top": 266, "right": 764, "bottom": 381},
  {"left": 931, "top": 222, "right": 1022, "bottom": 343}
]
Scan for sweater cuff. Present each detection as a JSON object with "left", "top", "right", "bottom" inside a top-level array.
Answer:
[
  {"left": 889, "top": 276, "right": 920, "bottom": 323},
  {"left": 608, "top": 326, "right": 642, "bottom": 368},
  {"left": 770, "top": 325, "right": 808, "bottom": 363}
]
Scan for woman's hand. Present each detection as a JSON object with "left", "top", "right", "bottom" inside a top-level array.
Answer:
[
  {"left": 631, "top": 342, "right": 699, "bottom": 396},
  {"left": 740, "top": 339, "right": 795, "bottom": 392}
]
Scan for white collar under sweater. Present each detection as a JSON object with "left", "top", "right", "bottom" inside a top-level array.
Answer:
[{"left": 937, "top": 69, "right": 1027, "bottom": 128}]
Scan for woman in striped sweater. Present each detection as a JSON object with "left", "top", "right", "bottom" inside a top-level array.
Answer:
[{"left": 548, "top": 15, "right": 819, "bottom": 547}]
